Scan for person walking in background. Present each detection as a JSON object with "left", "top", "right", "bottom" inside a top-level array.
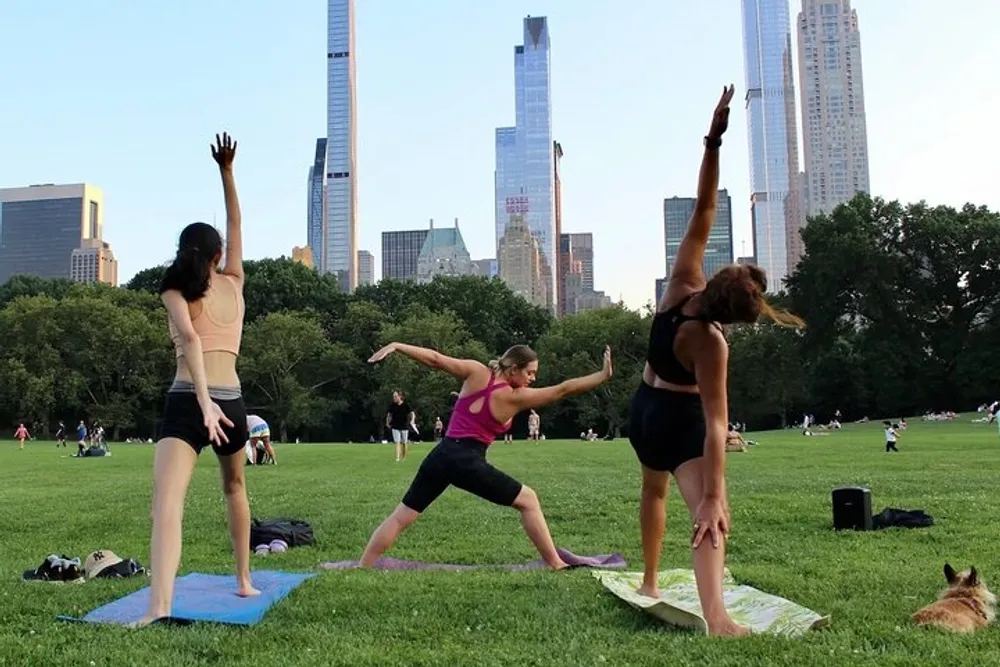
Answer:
[
  {"left": 14, "top": 423, "right": 29, "bottom": 450},
  {"left": 884, "top": 421, "right": 900, "bottom": 452},
  {"left": 386, "top": 391, "right": 414, "bottom": 462}
]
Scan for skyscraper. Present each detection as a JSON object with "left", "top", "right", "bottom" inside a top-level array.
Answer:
[
  {"left": 0, "top": 183, "right": 104, "bottom": 285},
  {"left": 663, "top": 191, "right": 734, "bottom": 279},
  {"left": 71, "top": 238, "right": 118, "bottom": 286},
  {"left": 494, "top": 16, "right": 557, "bottom": 313},
  {"left": 325, "top": 0, "right": 358, "bottom": 292},
  {"left": 357, "top": 249, "right": 374, "bottom": 286},
  {"left": 307, "top": 138, "right": 327, "bottom": 271},
  {"left": 381, "top": 229, "right": 430, "bottom": 281},
  {"left": 498, "top": 214, "right": 546, "bottom": 307},
  {"left": 741, "top": 0, "right": 802, "bottom": 290},
  {"left": 797, "top": 0, "right": 870, "bottom": 221}
]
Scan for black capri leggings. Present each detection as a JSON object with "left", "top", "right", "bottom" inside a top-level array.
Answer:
[{"left": 402, "top": 437, "right": 524, "bottom": 512}]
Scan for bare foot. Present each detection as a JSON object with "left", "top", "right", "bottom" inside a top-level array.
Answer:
[
  {"left": 128, "top": 614, "right": 164, "bottom": 629},
  {"left": 236, "top": 582, "right": 261, "bottom": 597},
  {"left": 636, "top": 583, "right": 662, "bottom": 599},
  {"left": 706, "top": 618, "right": 751, "bottom": 637},
  {"left": 550, "top": 559, "right": 571, "bottom": 571}
]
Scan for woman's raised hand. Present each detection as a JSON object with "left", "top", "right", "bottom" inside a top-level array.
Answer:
[
  {"left": 708, "top": 85, "right": 735, "bottom": 139},
  {"left": 211, "top": 132, "right": 238, "bottom": 170}
]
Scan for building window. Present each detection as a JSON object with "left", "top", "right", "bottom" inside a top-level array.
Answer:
[{"left": 89, "top": 200, "right": 99, "bottom": 238}]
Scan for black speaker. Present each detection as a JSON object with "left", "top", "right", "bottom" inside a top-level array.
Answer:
[{"left": 832, "top": 486, "right": 872, "bottom": 531}]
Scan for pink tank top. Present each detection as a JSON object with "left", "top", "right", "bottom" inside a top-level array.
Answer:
[{"left": 445, "top": 375, "right": 512, "bottom": 445}]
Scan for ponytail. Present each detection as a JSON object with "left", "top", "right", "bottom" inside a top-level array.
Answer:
[
  {"left": 759, "top": 298, "right": 806, "bottom": 329},
  {"left": 159, "top": 247, "right": 213, "bottom": 302},
  {"left": 488, "top": 359, "right": 502, "bottom": 372}
]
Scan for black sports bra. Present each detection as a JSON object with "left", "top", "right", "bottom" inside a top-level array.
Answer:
[{"left": 646, "top": 293, "right": 720, "bottom": 386}]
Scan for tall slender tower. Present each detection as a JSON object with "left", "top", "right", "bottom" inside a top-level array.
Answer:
[
  {"left": 307, "top": 138, "right": 327, "bottom": 271},
  {"left": 797, "top": 0, "right": 870, "bottom": 222},
  {"left": 494, "top": 16, "right": 557, "bottom": 313},
  {"left": 326, "top": 0, "right": 358, "bottom": 292},
  {"left": 741, "top": 0, "right": 802, "bottom": 289}
]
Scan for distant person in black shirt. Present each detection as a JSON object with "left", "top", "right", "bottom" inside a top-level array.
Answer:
[{"left": 386, "top": 391, "right": 415, "bottom": 462}]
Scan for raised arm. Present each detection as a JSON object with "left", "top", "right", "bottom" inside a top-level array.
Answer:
[
  {"left": 666, "top": 86, "right": 735, "bottom": 296},
  {"left": 211, "top": 133, "right": 243, "bottom": 281},
  {"left": 508, "top": 346, "right": 613, "bottom": 412},
  {"left": 368, "top": 342, "right": 485, "bottom": 381}
]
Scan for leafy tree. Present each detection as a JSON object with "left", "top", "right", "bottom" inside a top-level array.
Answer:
[
  {"left": 727, "top": 324, "right": 807, "bottom": 429},
  {"left": 239, "top": 311, "right": 354, "bottom": 442},
  {"left": 372, "top": 306, "right": 490, "bottom": 437},
  {"left": 0, "top": 275, "right": 75, "bottom": 309},
  {"left": 534, "top": 306, "right": 649, "bottom": 438}
]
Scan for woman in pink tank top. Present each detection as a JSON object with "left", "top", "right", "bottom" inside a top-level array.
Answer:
[{"left": 359, "top": 341, "right": 613, "bottom": 570}]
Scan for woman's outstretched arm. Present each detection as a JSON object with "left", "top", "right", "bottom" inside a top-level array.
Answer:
[
  {"left": 509, "top": 346, "right": 613, "bottom": 411},
  {"left": 664, "top": 86, "right": 735, "bottom": 300},
  {"left": 368, "top": 342, "right": 484, "bottom": 381},
  {"left": 212, "top": 133, "right": 243, "bottom": 281}
]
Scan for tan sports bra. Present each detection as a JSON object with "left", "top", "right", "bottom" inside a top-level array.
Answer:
[{"left": 168, "top": 273, "right": 245, "bottom": 358}]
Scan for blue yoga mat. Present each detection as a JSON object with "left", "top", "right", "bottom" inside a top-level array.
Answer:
[{"left": 58, "top": 570, "right": 316, "bottom": 626}]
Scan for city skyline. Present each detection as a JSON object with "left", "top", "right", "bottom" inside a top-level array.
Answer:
[{"left": 2, "top": 1, "right": 998, "bottom": 309}]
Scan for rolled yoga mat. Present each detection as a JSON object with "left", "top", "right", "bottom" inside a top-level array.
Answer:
[
  {"left": 593, "top": 568, "right": 829, "bottom": 637},
  {"left": 319, "top": 548, "right": 626, "bottom": 571}
]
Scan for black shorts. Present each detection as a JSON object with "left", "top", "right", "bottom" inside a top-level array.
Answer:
[
  {"left": 156, "top": 392, "right": 247, "bottom": 457},
  {"left": 628, "top": 381, "right": 705, "bottom": 473},
  {"left": 401, "top": 437, "right": 524, "bottom": 513}
]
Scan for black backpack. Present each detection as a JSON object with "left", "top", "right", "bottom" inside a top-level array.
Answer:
[{"left": 249, "top": 518, "right": 315, "bottom": 549}]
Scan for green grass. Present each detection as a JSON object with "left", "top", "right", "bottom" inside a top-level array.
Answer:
[{"left": 2, "top": 416, "right": 1000, "bottom": 666}]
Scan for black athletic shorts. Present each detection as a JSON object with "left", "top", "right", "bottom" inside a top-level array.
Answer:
[
  {"left": 628, "top": 381, "right": 705, "bottom": 473},
  {"left": 157, "top": 392, "right": 247, "bottom": 457},
  {"left": 402, "top": 437, "right": 524, "bottom": 513}
]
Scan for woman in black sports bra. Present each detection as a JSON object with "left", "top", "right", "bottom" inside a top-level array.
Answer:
[{"left": 628, "top": 86, "right": 804, "bottom": 637}]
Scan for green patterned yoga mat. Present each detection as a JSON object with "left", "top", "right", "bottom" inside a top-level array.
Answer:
[{"left": 593, "top": 568, "right": 830, "bottom": 637}]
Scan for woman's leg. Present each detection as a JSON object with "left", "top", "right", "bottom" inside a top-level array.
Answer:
[
  {"left": 511, "top": 485, "right": 568, "bottom": 570},
  {"left": 673, "top": 458, "right": 749, "bottom": 637},
  {"left": 360, "top": 503, "right": 421, "bottom": 566},
  {"left": 637, "top": 466, "right": 671, "bottom": 597},
  {"left": 137, "top": 438, "right": 200, "bottom": 625},
  {"left": 218, "top": 450, "right": 259, "bottom": 597}
]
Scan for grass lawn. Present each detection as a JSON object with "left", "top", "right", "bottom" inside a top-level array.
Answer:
[{"left": 2, "top": 416, "right": 1000, "bottom": 666}]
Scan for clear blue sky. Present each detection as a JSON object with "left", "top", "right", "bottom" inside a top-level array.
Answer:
[{"left": 2, "top": 1, "right": 997, "bottom": 309}]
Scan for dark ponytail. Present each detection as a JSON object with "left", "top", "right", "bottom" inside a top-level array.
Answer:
[{"left": 159, "top": 222, "right": 223, "bottom": 302}]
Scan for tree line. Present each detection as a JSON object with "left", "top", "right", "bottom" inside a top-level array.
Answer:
[{"left": 1, "top": 192, "right": 998, "bottom": 440}]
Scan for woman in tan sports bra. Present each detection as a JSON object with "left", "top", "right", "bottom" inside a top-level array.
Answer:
[{"left": 136, "top": 133, "right": 258, "bottom": 627}]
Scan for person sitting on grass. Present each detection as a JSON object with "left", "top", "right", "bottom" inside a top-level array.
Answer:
[{"left": 360, "top": 342, "right": 613, "bottom": 570}]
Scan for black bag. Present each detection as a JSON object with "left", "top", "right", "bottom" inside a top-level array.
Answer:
[
  {"left": 872, "top": 508, "right": 934, "bottom": 530},
  {"left": 249, "top": 518, "right": 315, "bottom": 549}
]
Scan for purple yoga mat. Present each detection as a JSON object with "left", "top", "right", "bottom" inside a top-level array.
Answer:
[{"left": 318, "top": 548, "right": 626, "bottom": 571}]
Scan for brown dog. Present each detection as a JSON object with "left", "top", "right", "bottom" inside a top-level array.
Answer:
[{"left": 912, "top": 563, "right": 996, "bottom": 633}]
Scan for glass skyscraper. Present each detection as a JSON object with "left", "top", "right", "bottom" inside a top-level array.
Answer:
[
  {"left": 307, "top": 138, "right": 327, "bottom": 272},
  {"left": 494, "top": 16, "right": 556, "bottom": 313},
  {"left": 741, "top": 0, "right": 803, "bottom": 290},
  {"left": 326, "top": 0, "right": 358, "bottom": 292},
  {"left": 663, "top": 191, "right": 734, "bottom": 280},
  {"left": 0, "top": 183, "right": 104, "bottom": 286}
]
